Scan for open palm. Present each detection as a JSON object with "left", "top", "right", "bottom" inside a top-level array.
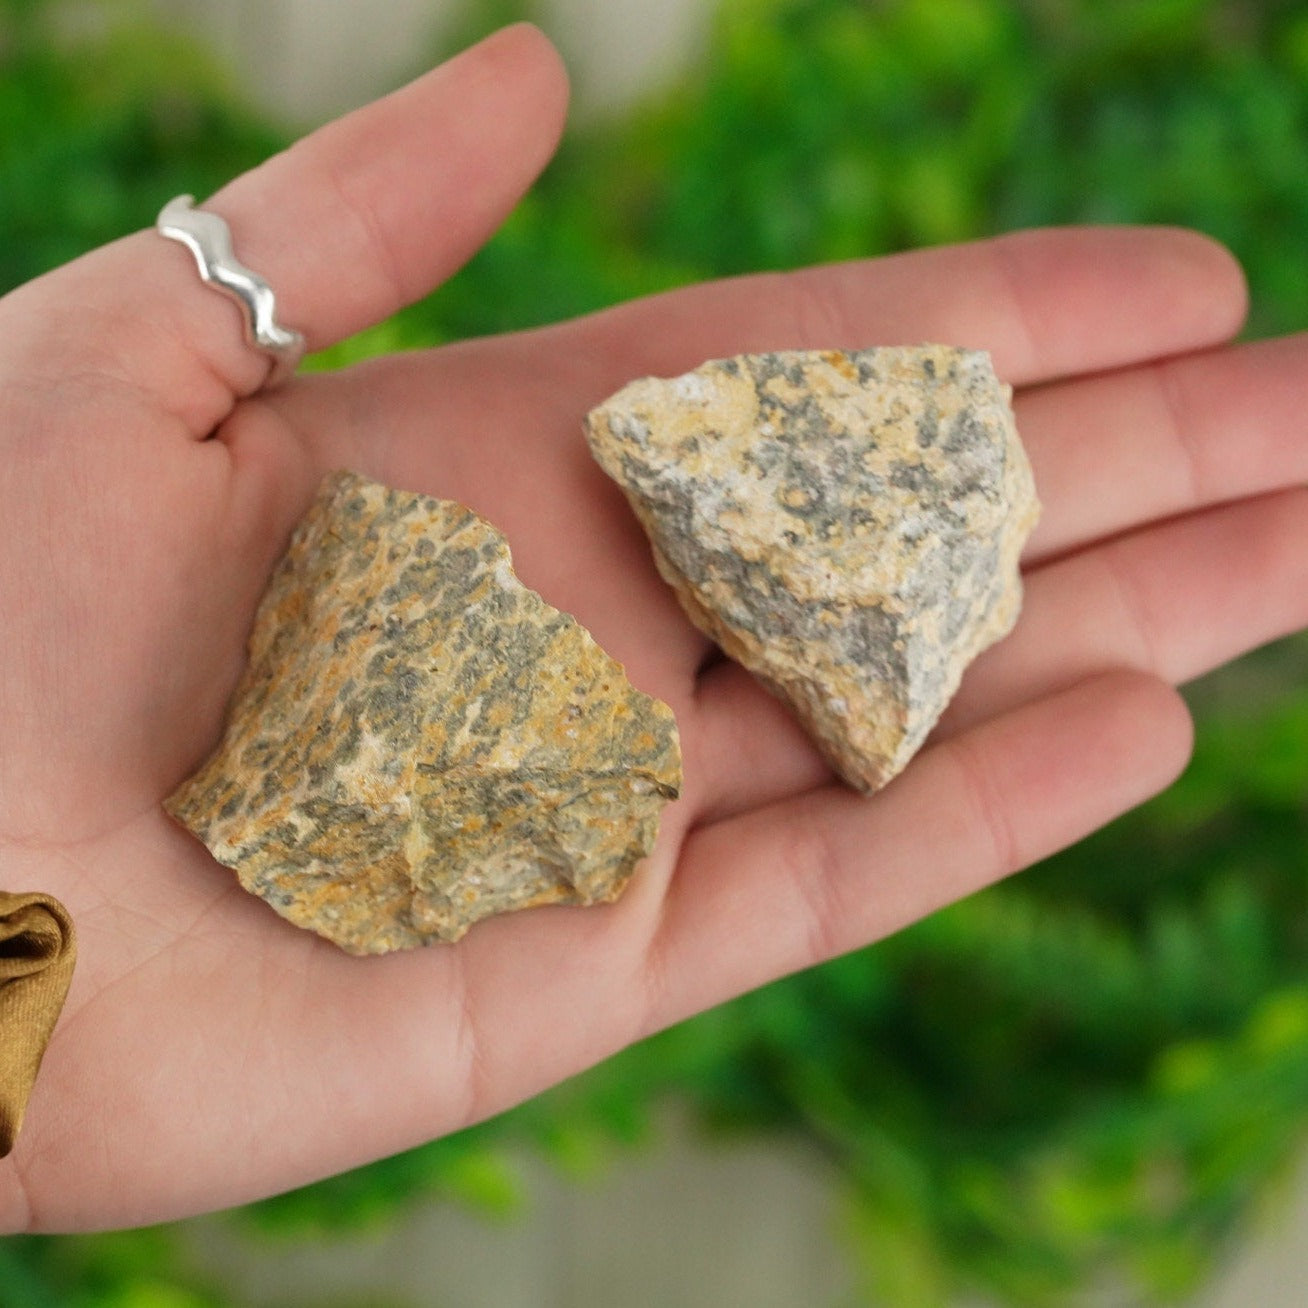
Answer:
[{"left": 2, "top": 26, "right": 1304, "bottom": 1232}]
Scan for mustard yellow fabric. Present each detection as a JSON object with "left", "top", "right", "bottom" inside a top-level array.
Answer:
[{"left": 0, "top": 892, "right": 76, "bottom": 1157}]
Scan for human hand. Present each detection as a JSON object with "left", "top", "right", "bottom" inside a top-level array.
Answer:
[{"left": 1, "top": 25, "right": 1303, "bottom": 1232}]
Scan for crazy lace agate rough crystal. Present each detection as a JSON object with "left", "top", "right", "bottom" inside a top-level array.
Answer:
[
  {"left": 585, "top": 347, "right": 1039, "bottom": 792},
  {"left": 165, "top": 471, "right": 681, "bottom": 954}
]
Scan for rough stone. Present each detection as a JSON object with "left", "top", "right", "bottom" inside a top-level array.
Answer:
[
  {"left": 165, "top": 471, "right": 681, "bottom": 953},
  {"left": 585, "top": 346, "right": 1039, "bottom": 792}
]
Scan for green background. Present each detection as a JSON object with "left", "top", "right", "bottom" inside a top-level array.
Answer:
[{"left": 2, "top": 0, "right": 1307, "bottom": 1303}]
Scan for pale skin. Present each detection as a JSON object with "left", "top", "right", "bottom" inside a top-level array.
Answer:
[{"left": 1, "top": 25, "right": 1305, "bottom": 1232}]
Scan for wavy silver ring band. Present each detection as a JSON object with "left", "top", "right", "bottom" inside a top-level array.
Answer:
[{"left": 156, "top": 194, "right": 306, "bottom": 389}]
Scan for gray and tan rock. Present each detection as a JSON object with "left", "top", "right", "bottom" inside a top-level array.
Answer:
[
  {"left": 585, "top": 347, "right": 1039, "bottom": 792},
  {"left": 166, "top": 471, "right": 681, "bottom": 954}
]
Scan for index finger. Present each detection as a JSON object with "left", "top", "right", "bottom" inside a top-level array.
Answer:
[{"left": 571, "top": 225, "right": 1247, "bottom": 396}]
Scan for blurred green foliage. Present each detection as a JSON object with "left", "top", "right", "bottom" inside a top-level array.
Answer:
[
  {"left": 3, "top": 0, "right": 1307, "bottom": 1304},
  {"left": 0, "top": 0, "right": 282, "bottom": 291}
]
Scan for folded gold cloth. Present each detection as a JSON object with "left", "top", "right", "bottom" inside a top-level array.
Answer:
[{"left": 0, "top": 892, "right": 76, "bottom": 1157}]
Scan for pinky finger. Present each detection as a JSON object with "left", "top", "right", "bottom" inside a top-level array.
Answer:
[{"left": 650, "top": 672, "right": 1193, "bottom": 1024}]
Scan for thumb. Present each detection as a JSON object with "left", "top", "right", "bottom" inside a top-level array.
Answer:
[{"left": 0, "top": 23, "right": 569, "bottom": 435}]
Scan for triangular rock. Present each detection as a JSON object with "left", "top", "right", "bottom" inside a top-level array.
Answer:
[{"left": 586, "top": 347, "right": 1038, "bottom": 792}]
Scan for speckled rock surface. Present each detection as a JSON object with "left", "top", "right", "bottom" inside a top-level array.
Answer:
[
  {"left": 586, "top": 347, "right": 1038, "bottom": 792},
  {"left": 165, "top": 471, "right": 681, "bottom": 953}
]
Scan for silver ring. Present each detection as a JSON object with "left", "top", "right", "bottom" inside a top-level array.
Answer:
[{"left": 156, "top": 194, "right": 306, "bottom": 389}]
